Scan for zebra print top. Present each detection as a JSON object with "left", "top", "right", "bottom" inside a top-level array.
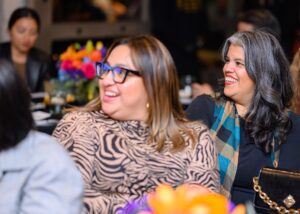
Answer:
[{"left": 53, "top": 110, "right": 219, "bottom": 213}]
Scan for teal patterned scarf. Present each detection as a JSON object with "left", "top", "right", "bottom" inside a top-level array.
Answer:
[{"left": 211, "top": 100, "right": 240, "bottom": 198}]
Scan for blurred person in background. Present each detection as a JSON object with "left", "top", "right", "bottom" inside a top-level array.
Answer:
[
  {"left": 0, "top": 7, "right": 52, "bottom": 92},
  {"left": 237, "top": 8, "right": 281, "bottom": 41},
  {"left": 192, "top": 8, "right": 282, "bottom": 99},
  {"left": 242, "top": 0, "right": 300, "bottom": 61},
  {"left": 0, "top": 59, "right": 83, "bottom": 213}
]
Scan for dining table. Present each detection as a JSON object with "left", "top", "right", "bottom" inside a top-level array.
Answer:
[{"left": 31, "top": 92, "right": 62, "bottom": 135}]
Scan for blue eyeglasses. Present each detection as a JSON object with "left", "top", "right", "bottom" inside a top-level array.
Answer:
[{"left": 96, "top": 62, "right": 141, "bottom": 83}]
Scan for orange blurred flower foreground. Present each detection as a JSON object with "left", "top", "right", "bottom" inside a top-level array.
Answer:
[{"left": 120, "top": 184, "right": 247, "bottom": 214}]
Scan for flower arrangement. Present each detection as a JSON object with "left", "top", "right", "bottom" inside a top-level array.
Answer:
[
  {"left": 55, "top": 40, "right": 106, "bottom": 103},
  {"left": 120, "top": 184, "right": 250, "bottom": 214}
]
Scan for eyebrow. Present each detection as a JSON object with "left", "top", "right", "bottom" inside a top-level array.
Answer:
[
  {"left": 225, "top": 55, "right": 244, "bottom": 61},
  {"left": 106, "top": 61, "right": 133, "bottom": 70},
  {"left": 234, "top": 58, "right": 245, "bottom": 63}
]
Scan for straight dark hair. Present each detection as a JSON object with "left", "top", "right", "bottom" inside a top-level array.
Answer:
[
  {"left": 0, "top": 59, "right": 34, "bottom": 151},
  {"left": 8, "top": 7, "right": 41, "bottom": 31}
]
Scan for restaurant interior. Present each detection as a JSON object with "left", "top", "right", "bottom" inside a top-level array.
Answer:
[{"left": 0, "top": 0, "right": 299, "bottom": 134}]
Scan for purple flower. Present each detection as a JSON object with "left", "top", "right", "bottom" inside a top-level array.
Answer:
[
  {"left": 119, "top": 195, "right": 152, "bottom": 214},
  {"left": 228, "top": 201, "right": 236, "bottom": 212}
]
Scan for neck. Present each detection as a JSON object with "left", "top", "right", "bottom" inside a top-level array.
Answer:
[
  {"left": 11, "top": 45, "right": 27, "bottom": 64},
  {"left": 235, "top": 103, "right": 248, "bottom": 117}
]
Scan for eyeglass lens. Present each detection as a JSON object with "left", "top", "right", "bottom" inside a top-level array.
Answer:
[{"left": 97, "top": 63, "right": 126, "bottom": 83}]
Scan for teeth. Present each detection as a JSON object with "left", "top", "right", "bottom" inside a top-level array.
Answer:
[
  {"left": 225, "top": 77, "right": 238, "bottom": 83},
  {"left": 105, "top": 91, "right": 118, "bottom": 97}
]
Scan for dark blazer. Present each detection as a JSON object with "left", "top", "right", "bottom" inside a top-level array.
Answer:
[
  {"left": 0, "top": 42, "right": 51, "bottom": 92},
  {"left": 186, "top": 95, "right": 300, "bottom": 204}
]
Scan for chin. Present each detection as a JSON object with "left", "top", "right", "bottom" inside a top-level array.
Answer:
[
  {"left": 105, "top": 112, "right": 126, "bottom": 121},
  {"left": 19, "top": 47, "right": 32, "bottom": 54},
  {"left": 101, "top": 104, "right": 113, "bottom": 114},
  {"left": 223, "top": 89, "right": 230, "bottom": 97},
  {"left": 102, "top": 107, "right": 124, "bottom": 120}
]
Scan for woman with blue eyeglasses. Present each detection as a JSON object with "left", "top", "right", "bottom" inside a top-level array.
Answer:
[{"left": 52, "top": 35, "right": 219, "bottom": 213}]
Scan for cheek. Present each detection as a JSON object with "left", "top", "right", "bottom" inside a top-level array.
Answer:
[
  {"left": 99, "top": 80, "right": 104, "bottom": 96},
  {"left": 122, "top": 80, "right": 147, "bottom": 103},
  {"left": 28, "top": 35, "right": 38, "bottom": 44},
  {"left": 10, "top": 32, "right": 22, "bottom": 41},
  {"left": 241, "top": 73, "right": 255, "bottom": 91},
  {"left": 247, "top": 81, "right": 256, "bottom": 93},
  {"left": 241, "top": 71, "right": 252, "bottom": 84}
]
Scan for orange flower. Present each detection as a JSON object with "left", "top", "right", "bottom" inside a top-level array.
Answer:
[
  {"left": 146, "top": 184, "right": 246, "bottom": 214},
  {"left": 89, "top": 50, "right": 102, "bottom": 62}
]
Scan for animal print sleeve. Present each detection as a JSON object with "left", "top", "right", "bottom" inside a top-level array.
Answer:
[
  {"left": 52, "top": 112, "right": 138, "bottom": 213},
  {"left": 52, "top": 112, "right": 96, "bottom": 185},
  {"left": 184, "top": 127, "right": 220, "bottom": 193},
  {"left": 83, "top": 189, "right": 139, "bottom": 213},
  {"left": 52, "top": 113, "right": 75, "bottom": 148}
]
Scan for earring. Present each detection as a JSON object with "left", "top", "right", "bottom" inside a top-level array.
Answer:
[{"left": 146, "top": 103, "right": 150, "bottom": 109}]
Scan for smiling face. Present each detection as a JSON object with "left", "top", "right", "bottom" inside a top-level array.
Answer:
[
  {"left": 223, "top": 44, "right": 255, "bottom": 108},
  {"left": 99, "top": 44, "right": 149, "bottom": 121},
  {"left": 9, "top": 17, "right": 38, "bottom": 54}
]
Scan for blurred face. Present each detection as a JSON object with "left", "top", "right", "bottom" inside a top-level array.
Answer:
[
  {"left": 237, "top": 21, "right": 255, "bottom": 32},
  {"left": 9, "top": 17, "right": 39, "bottom": 54},
  {"left": 99, "top": 44, "right": 149, "bottom": 121},
  {"left": 223, "top": 44, "right": 255, "bottom": 107}
]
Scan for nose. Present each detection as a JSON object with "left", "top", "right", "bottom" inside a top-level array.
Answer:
[
  {"left": 24, "top": 37, "right": 32, "bottom": 45},
  {"left": 24, "top": 31, "right": 33, "bottom": 39},
  {"left": 100, "top": 71, "right": 115, "bottom": 85},
  {"left": 223, "top": 63, "right": 229, "bottom": 73},
  {"left": 23, "top": 34, "right": 34, "bottom": 44},
  {"left": 223, "top": 61, "right": 235, "bottom": 73}
]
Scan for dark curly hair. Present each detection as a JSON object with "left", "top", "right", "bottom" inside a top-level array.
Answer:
[{"left": 220, "top": 31, "right": 293, "bottom": 153}]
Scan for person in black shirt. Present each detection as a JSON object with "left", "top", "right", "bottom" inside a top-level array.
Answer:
[
  {"left": 186, "top": 31, "right": 300, "bottom": 205},
  {"left": 0, "top": 7, "right": 52, "bottom": 92}
]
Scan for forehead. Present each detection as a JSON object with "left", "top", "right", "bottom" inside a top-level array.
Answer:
[
  {"left": 227, "top": 44, "right": 245, "bottom": 58},
  {"left": 107, "top": 44, "right": 134, "bottom": 66},
  {"left": 110, "top": 44, "right": 130, "bottom": 56},
  {"left": 12, "top": 17, "right": 38, "bottom": 29}
]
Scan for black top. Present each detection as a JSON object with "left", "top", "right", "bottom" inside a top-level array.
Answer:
[
  {"left": 0, "top": 42, "right": 52, "bottom": 92},
  {"left": 186, "top": 95, "right": 300, "bottom": 204}
]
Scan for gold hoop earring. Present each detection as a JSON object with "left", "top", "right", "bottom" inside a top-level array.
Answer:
[{"left": 146, "top": 103, "right": 150, "bottom": 109}]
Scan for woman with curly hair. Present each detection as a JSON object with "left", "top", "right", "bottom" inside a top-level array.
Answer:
[{"left": 186, "top": 31, "right": 300, "bottom": 204}]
